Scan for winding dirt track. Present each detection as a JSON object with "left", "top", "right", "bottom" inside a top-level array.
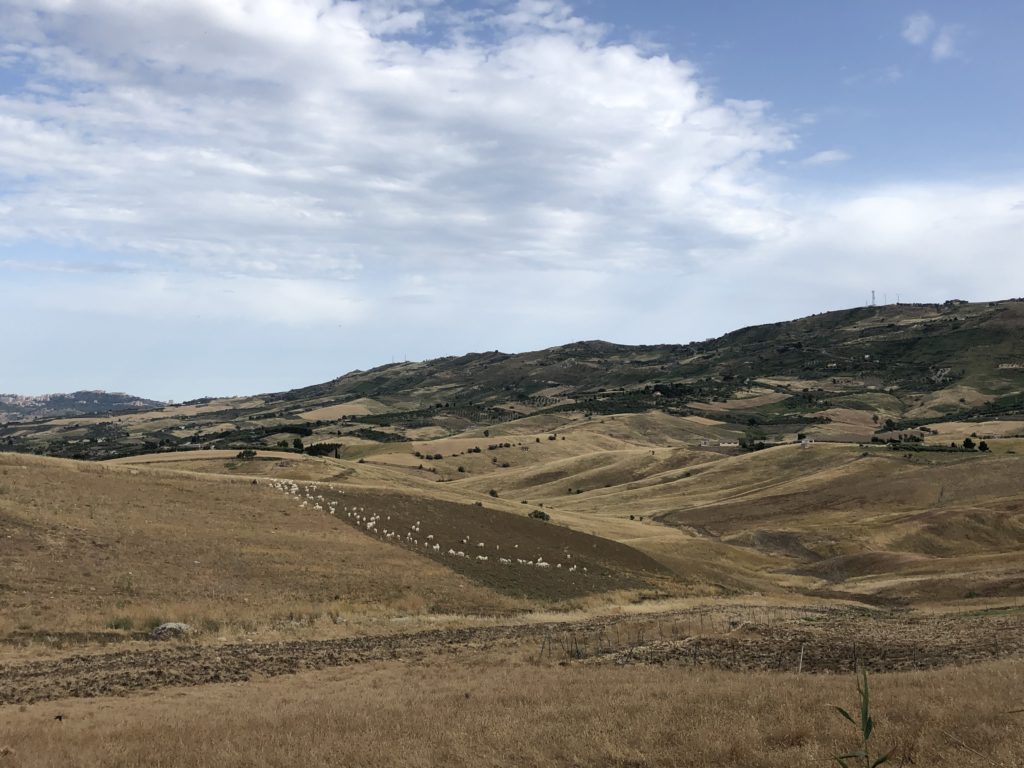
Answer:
[{"left": 3, "top": 607, "right": 1022, "bottom": 705}]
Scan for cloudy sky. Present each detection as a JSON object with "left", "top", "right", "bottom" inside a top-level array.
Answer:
[{"left": 1, "top": 0, "right": 1022, "bottom": 400}]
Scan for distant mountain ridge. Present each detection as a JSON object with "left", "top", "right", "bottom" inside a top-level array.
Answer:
[
  {"left": 0, "top": 390, "right": 165, "bottom": 423},
  {"left": 271, "top": 298, "right": 1024, "bottom": 412},
  {"left": 3, "top": 298, "right": 1024, "bottom": 458}
]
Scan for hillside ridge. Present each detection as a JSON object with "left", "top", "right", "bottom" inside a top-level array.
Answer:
[
  {"left": 3, "top": 298, "right": 1023, "bottom": 459},
  {"left": 0, "top": 389, "right": 166, "bottom": 424}
]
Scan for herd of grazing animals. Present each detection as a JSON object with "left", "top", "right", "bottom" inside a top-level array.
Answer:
[{"left": 269, "top": 479, "right": 587, "bottom": 574}]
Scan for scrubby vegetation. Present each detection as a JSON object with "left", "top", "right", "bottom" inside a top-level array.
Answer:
[{"left": 6, "top": 299, "right": 1024, "bottom": 460}]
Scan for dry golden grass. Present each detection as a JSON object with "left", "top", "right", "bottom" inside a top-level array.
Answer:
[
  {"left": 107, "top": 450, "right": 300, "bottom": 465},
  {"left": 906, "top": 385, "right": 995, "bottom": 419},
  {"left": 4, "top": 413, "right": 1024, "bottom": 768},
  {"left": 687, "top": 390, "right": 791, "bottom": 412},
  {"left": 805, "top": 407, "right": 879, "bottom": 441},
  {"left": 105, "top": 436, "right": 1024, "bottom": 605},
  {"left": 103, "top": 421, "right": 1024, "bottom": 605},
  {"left": 297, "top": 398, "right": 390, "bottom": 420},
  {"left": 0, "top": 454, "right": 524, "bottom": 643},
  {"left": 155, "top": 398, "right": 264, "bottom": 418},
  {"left": 680, "top": 414, "right": 725, "bottom": 426},
  {"left": 922, "top": 420, "right": 1024, "bottom": 442},
  {"left": 534, "top": 443, "right": 1024, "bottom": 602},
  {"left": 1, "top": 656, "right": 1021, "bottom": 767}
]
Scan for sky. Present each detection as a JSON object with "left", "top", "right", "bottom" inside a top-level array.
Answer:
[{"left": 1, "top": 0, "right": 1022, "bottom": 400}]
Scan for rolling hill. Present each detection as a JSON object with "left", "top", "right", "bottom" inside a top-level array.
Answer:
[
  {"left": 0, "top": 390, "right": 165, "bottom": 424},
  {"left": 3, "top": 301, "right": 1024, "bottom": 768},
  {"left": 2, "top": 298, "right": 1023, "bottom": 614},
  {"left": 4, "top": 298, "right": 1024, "bottom": 461}
]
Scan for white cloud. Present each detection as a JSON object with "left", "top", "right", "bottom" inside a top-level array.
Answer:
[
  {"left": 801, "top": 149, "right": 850, "bottom": 167},
  {"left": 902, "top": 13, "right": 934, "bottom": 45},
  {"left": 884, "top": 65, "right": 904, "bottom": 82},
  {"left": 901, "top": 12, "right": 963, "bottom": 61},
  {"left": 33, "top": 272, "right": 370, "bottom": 327},
  {"left": 0, "top": 1, "right": 1020, "bottom": 399},
  {"left": 0, "top": 0, "right": 793, "bottom": 280},
  {"left": 931, "top": 25, "right": 962, "bottom": 60},
  {"left": 774, "top": 183, "right": 1024, "bottom": 301}
]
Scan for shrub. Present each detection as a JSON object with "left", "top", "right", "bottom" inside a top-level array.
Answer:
[
  {"left": 529, "top": 509, "right": 550, "bottom": 521},
  {"left": 457, "top": 465, "right": 465, "bottom": 473},
  {"left": 236, "top": 449, "right": 257, "bottom": 460},
  {"left": 107, "top": 616, "right": 134, "bottom": 631},
  {"left": 488, "top": 489, "right": 499, "bottom": 498},
  {"left": 113, "top": 572, "right": 135, "bottom": 596}
]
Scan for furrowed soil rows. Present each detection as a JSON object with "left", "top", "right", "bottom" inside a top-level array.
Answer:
[
  {"left": 592, "top": 609, "right": 1024, "bottom": 673},
  {"left": 2, "top": 606, "right": 1022, "bottom": 706}
]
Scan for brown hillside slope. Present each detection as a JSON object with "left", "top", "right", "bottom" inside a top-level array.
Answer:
[
  {"left": 1, "top": 453, "right": 683, "bottom": 646},
  {"left": 0, "top": 454, "right": 526, "bottom": 641}
]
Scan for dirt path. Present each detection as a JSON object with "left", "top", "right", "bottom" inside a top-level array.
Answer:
[{"left": 2, "top": 606, "right": 1021, "bottom": 706}]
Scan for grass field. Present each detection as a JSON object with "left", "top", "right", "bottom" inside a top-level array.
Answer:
[
  {"left": 0, "top": 454, "right": 533, "bottom": 642},
  {"left": 101, "top": 431, "right": 1024, "bottom": 606},
  {"left": 3, "top": 391, "right": 1024, "bottom": 767},
  {"left": 2, "top": 652, "right": 1021, "bottom": 767}
]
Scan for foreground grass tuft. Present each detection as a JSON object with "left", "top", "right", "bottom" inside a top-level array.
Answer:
[{"left": 833, "top": 668, "right": 891, "bottom": 768}]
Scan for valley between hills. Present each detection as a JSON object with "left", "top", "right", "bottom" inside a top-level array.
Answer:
[{"left": 2, "top": 299, "right": 1023, "bottom": 767}]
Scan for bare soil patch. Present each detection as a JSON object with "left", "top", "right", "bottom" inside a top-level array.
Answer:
[
  {"left": 2, "top": 605, "right": 1020, "bottom": 706},
  {"left": 292, "top": 483, "right": 670, "bottom": 600}
]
